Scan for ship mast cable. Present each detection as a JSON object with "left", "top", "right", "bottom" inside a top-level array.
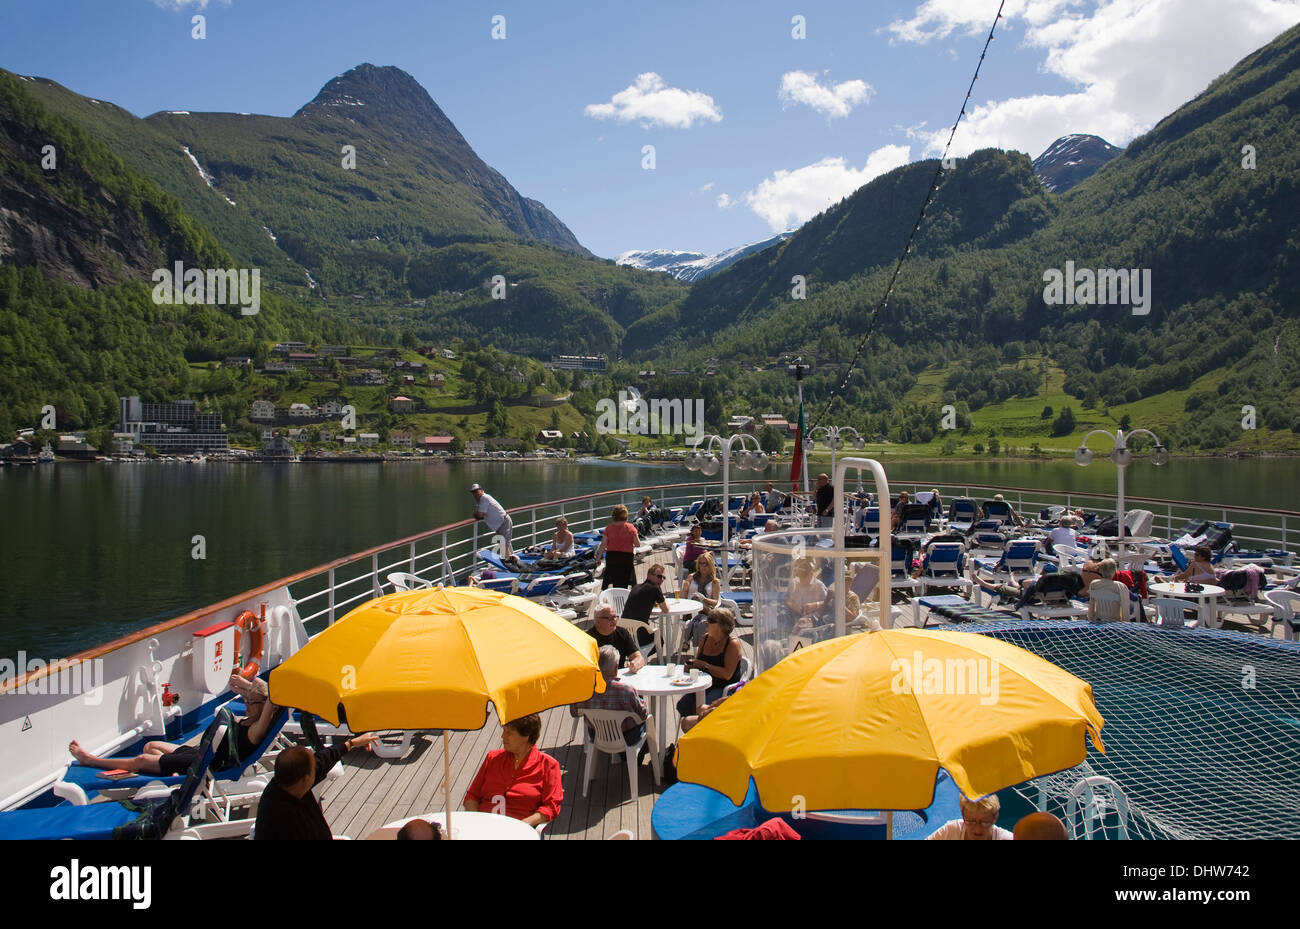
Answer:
[{"left": 809, "top": 1, "right": 1007, "bottom": 434}]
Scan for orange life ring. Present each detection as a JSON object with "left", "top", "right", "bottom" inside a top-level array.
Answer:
[{"left": 231, "top": 607, "right": 265, "bottom": 680}]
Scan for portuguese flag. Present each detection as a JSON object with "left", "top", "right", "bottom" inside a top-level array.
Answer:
[{"left": 790, "top": 401, "right": 805, "bottom": 490}]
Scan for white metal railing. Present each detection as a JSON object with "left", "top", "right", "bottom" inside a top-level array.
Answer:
[{"left": 275, "top": 478, "right": 1297, "bottom": 636}]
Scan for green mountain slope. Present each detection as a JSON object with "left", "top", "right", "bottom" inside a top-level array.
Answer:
[
  {"left": 626, "top": 23, "right": 1300, "bottom": 453},
  {"left": 18, "top": 64, "right": 686, "bottom": 355}
]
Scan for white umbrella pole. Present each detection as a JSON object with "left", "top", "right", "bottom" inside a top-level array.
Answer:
[{"left": 443, "top": 730, "right": 452, "bottom": 839}]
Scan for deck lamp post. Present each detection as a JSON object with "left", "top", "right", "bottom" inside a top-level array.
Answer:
[
  {"left": 1074, "top": 428, "right": 1169, "bottom": 541},
  {"left": 806, "top": 425, "right": 865, "bottom": 489},
  {"left": 788, "top": 360, "right": 810, "bottom": 495},
  {"left": 684, "top": 433, "right": 768, "bottom": 593}
]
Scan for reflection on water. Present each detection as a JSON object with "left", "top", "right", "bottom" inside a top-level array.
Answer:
[{"left": 0, "top": 457, "right": 1293, "bottom": 657}]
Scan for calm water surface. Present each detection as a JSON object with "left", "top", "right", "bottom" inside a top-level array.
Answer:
[{"left": 0, "top": 457, "right": 1294, "bottom": 657}]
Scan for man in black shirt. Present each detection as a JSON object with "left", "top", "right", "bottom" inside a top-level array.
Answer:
[
  {"left": 623, "top": 566, "right": 669, "bottom": 623},
  {"left": 815, "top": 473, "right": 835, "bottom": 528},
  {"left": 254, "top": 733, "right": 378, "bottom": 839},
  {"left": 587, "top": 605, "right": 645, "bottom": 672}
]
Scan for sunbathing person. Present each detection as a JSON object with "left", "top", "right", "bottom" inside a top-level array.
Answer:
[
  {"left": 739, "top": 492, "right": 765, "bottom": 525},
  {"left": 69, "top": 673, "right": 280, "bottom": 776},
  {"left": 1173, "top": 545, "right": 1217, "bottom": 583},
  {"left": 539, "top": 516, "right": 574, "bottom": 564}
]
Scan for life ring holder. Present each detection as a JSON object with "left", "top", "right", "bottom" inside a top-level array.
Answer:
[{"left": 231, "top": 604, "right": 266, "bottom": 680}]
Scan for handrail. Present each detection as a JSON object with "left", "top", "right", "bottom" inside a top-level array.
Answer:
[{"left": 10, "top": 476, "right": 1296, "bottom": 692}]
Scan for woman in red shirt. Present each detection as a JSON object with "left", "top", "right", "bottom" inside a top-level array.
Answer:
[
  {"left": 594, "top": 504, "right": 639, "bottom": 590},
  {"left": 463, "top": 714, "right": 562, "bottom": 827}
]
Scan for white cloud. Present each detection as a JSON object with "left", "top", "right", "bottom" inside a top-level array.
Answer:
[
  {"left": 779, "top": 70, "right": 874, "bottom": 118},
  {"left": 699, "top": 182, "right": 714, "bottom": 192},
  {"left": 892, "top": 0, "right": 1300, "bottom": 159},
  {"left": 886, "top": 0, "right": 1085, "bottom": 43},
  {"left": 726, "top": 146, "right": 912, "bottom": 231},
  {"left": 716, "top": 193, "right": 734, "bottom": 208},
  {"left": 584, "top": 73, "right": 722, "bottom": 129},
  {"left": 151, "top": 0, "right": 230, "bottom": 9}
]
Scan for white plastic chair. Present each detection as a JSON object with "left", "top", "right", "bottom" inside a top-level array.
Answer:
[
  {"left": 580, "top": 709, "right": 656, "bottom": 800},
  {"left": 1263, "top": 589, "right": 1300, "bottom": 640},
  {"left": 599, "top": 587, "right": 630, "bottom": 616},
  {"left": 387, "top": 572, "right": 432, "bottom": 592},
  {"left": 1087, "top": 580, "right": 1131, "bottom": 623},
  {"left": 617, "top": 618, "right": 660, "bottom": 662},
  {"left": 1053, "top": 543, "right": 1091, "bottom": 569},
  {"left": 719, "top": 597, "right": 747, "bottom": 628},
  {"left": 1150, "top": 597, "right": 1197, "bottom": 628},
  {"left": 1124, "top": 509, "right": 1155, "bottom": 538}
]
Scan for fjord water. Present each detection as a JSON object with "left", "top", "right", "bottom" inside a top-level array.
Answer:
[{"left": 0, "top": 458, "right": 1295, "bottom": 659}]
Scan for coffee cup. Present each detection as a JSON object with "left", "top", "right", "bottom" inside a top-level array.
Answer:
[{"left": 690, "top": 668, "right": 700, "bottom": 682}]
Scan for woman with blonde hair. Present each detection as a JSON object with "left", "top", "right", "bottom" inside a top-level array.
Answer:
[
  {"left": 680, "top": 551, "right": 722, "bottom": 647},
  {"left": 594, "top": 504, "right": 639, "bottom": 590}
]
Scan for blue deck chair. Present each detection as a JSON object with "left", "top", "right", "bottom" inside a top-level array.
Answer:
[
  {"left": 477, "top": 548, "right": 514, "bottom": 572},
  {"left": 918, "top": 542, "right": 974, "bottom": 599},
  {"left": 518, "top": 575, "right": 567, "bottom": 598},
  {"left": 56, "top": 705, "right": 289, "bottom": 805},
  {"left": 947, "top": 498, "right": 978, "bottom": 532},
  {"left": 982, "top": 500, "right": 1014, "bottom": 525},
  {"left": 1, "top": 717, "right": 222, "bottom": 840},
  {"left": 899, "top": 504, "right": 933, "bottom": 535}
]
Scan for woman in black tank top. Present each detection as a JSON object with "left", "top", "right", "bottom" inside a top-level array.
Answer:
[{"left": 678, "top": 608, "right": 742, "bottom": 718}]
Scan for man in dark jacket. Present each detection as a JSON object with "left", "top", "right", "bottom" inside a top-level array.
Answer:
[{"left": 254, "top": 733, "right": 378, "bottom": 839}]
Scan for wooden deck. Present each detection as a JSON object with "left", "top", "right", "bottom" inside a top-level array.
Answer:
[{"left": 318, "top": 547, "right": 740, "bottom": 841}]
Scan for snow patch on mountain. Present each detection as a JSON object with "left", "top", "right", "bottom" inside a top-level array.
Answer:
[
  {"left": 1032, "top": 134, "right": 1123, "bottom": 193},
  {"left": 617, "top": 232, "right": 792, "bottom": 282}
]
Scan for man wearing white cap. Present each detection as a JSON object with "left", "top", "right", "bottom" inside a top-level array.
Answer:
[{"left": 471, "top": 484, "right": 512, "bottom": 556}]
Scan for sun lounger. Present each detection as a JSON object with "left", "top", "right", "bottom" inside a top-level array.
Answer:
[
  {"left": 55, "top": 705, "right": 289, "bottom": 814},
  {"left": 1, "top": 718, "right": 221, "bottom": 840}
]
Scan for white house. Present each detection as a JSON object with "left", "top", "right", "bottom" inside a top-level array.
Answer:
[
  {"left": 250, "top": 400, "right": 276, "bottom": 421},
  {"left": 288, "top": 403, "right": 313, "bottom": 419},
  {"left": 358, "top": 433, "right": 379, "bottom": 446}
]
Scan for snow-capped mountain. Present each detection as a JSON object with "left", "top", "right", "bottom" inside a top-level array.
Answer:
[
  {"left": 1032, "top": 134, "right": 1123, "bottom": 193},
  {"left": 617, "top": 231, "right": 793, "bottom": 282}
]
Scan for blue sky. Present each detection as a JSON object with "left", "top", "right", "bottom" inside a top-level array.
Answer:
[{"left": 2, "top": 0, "right": 1297, "bottom": 258}]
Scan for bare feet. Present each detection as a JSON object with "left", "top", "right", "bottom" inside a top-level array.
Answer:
[{"left": 68, "top": 740, "right": 94, "bottom": 765}]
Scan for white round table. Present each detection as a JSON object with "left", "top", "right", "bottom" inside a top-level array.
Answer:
[
  {"left": 618, "top": 664, "right": 711, "bottom": 781},
  {"left": 1149, "top": 582, "right": 1225, "bottom": 628},
  {"left": 366, "top": 810, "right": 540, "bottom": 841},
  {"left": 660, "top": 597, "right": 704, "bottom": 659}
]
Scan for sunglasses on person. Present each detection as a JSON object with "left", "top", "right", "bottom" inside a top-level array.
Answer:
[{"left": 649, "top": 571, "right": 665, "bottom": 581}]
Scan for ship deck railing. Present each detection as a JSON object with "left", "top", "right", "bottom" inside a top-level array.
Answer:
[{"left": 282, "top": 479, "right": 1297, "bottom": 636}]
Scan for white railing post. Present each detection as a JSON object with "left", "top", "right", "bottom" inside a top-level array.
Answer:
[
  {"left": 372, "top": 554, "right": 381, "bottom": 598},
  {"left": 328, "top": 568, "right": 336, "bottom": 625},
  {"left": 409, "top": 541, "right": 416, "bottom": 573}
]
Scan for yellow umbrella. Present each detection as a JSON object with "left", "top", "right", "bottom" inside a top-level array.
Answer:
[
  {"left": 270, "top": 586, "right": 604, "bottom": 834},
  {"left": 676, "top": 628, "right": 1104, "bottom": 813}
]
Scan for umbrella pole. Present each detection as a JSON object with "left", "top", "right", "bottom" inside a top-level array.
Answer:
[
  {"left": 887, "top": 810, "right": 893, "bottom": 840},
  {"left": 443, "top": 730, "right": 452, "bottom": 839}
]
